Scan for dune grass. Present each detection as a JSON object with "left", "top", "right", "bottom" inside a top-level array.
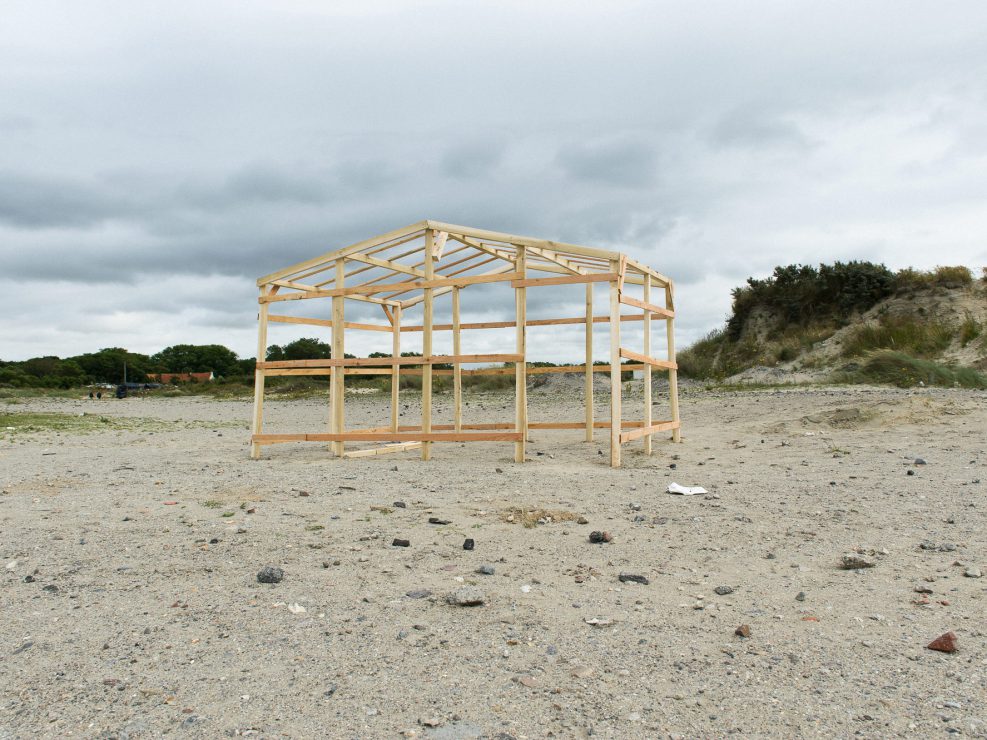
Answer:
[
  {"left": 840, "top": 315, "right": 955, "bottom": 359},
  {"left": 835, "top": 351, "right": 987, "bottom": 389}
]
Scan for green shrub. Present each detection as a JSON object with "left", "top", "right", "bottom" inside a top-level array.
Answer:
[{"left": 959, "top": 315, "right": 982, "bottom": 347}]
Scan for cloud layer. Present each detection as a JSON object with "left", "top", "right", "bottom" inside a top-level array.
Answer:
[{"left": 2, "top": 1, "right": 986, "bottom": 361}]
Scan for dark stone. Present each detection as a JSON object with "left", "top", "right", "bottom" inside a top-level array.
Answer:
[
  {"left": 914, "top": 458, "right": 927, "bottom": 465},
  {"left": 714, "top": 585, "right": 734, "bottom": 595},
  {"left": 795, "top": 591, "right": 806, "bottom": 602},
  {"left": 907, "top": 469, "right": 915, "bottom": 476},
  {"left": 209, "top": 538, "right": 219, "bottom": 544},
  {"left": 22, "top": 575, "right": 35, "bottom": 583},
  {"left": 476, "top": 565, "right": 495, "bottom": 576},
  {"left": 42, "top": 584, "right": 58, "bottom": 593},
  {"left": 392, "top": 538, "right": 411, "bottom": 547},
  {"left": 428, "top": 517, "right": 451, "bottom": 525},
  {"left": 588, "top": 531, "right": 612, "bottom": 544},
  {"left": 735, "top": 624, "right": 751, "bottom": 638},
  {"left": 393, "top": 501, "right": 407, "bottom": 508},
  {"left": 463, "top": 539, "right": 475, "bottom": 551},
  {"left": 256, "top": 566, "right": 284, "bottom": 584},
  {"left": 406, "top": 589, "right": 432, "bottom": 599},
  {"left": 618, "top": 573, "right": 649, "bottom": 585}
]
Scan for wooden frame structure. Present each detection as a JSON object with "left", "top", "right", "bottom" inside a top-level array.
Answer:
[{"left": 250, "top": 220, "right": 681, "bottom": 467}]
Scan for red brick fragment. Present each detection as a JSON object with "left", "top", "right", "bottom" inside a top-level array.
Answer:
[{"left": 927, "top": 631, "right": 958, "bottom": 653}]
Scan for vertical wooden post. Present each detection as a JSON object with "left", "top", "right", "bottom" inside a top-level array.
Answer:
[
  {"left": 422, "top": 230, "right": 434, "bottom": 461},
  {"left": 250, "top": 292, "right": 269, "bottom": 460},
  {"left": 609, "top": 260, "right": 622, "bottom": 468},
  {"left": 331, "top": 259, "right": 345, "bottom": 457},
  {"left": 391, "top": 305, "right": 401, "bottom": 432},
  {"left": 585, "top": 282, "right": 594, "bottom": 442},
  {"left": 666, "top": 280, "right": 681, "bottom": 442},
  {"left": 643, "top": 273, "right": 652, "bottom": 455},
  {"left": 514, "top": 247, "right": 527, "bottom": 463},
  {"left": 452, "top": 287, "right": 462, "bottom": 433}
]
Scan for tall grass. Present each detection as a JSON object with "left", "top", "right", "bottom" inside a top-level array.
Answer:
[
  {"left": 840, "top": 315, "right": 954, "bottom": 358},
  {"left": 836, "top": 351, "right": 987, "bottom": 389}
]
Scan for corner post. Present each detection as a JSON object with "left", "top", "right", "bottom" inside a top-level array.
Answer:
[
  {"left": 643, "top": 273, "right": 652, "bottom": 455},
  {"left": 331, "top": 259, "right": 345, "bottom": 456},
  {"left": 585, "top": 282, "right": 594, "bottom": 442},
  {"left": 609, "top": 260, "right": 622, "bottom": 468},
  {"left": 514, "top": 246, "right": 527, "bottom": 463},
  {"left": 250, "top": 289, "right": 269, "bottom": 459},
  {"left": 666, "top": 280, "right": 681, "bottom": 442},
  {"left": 391, "top": 304, "right": 401, "bottom": 432},
  {"left": 422, "top": 230, "right": 434, "bottom": 460},
  {"left": 452, "top": 287, "right": 462, "bottom": 433}
]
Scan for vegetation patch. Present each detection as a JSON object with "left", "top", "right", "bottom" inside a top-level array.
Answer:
[
  {"left": 834, "top": 351, "right": 987, "bottom": 389},
  {"left": 840, "top": 315, "right": 954, "bottom": 358}
]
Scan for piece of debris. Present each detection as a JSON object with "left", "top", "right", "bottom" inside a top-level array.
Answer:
[
  {"left": 476, "top": 565, "right": 495, "bottom": 576},
  {"left": 714, "top": 585, "right": 734, "bottom": 595},
  {"left": 927, "top": 631, "right": 958, "bottom": 653},
  {"left": 963, "top": 566, "right": 982, "bottom": 578},
  {"left": 393, "top": 501, "right": 407, "bottom": 509},
  {"left": 446, "top": 586, "right": 485, "bottom": 607},
  {"left": 406, "top": 589, "right": 432, "bottom": 599},
  {"left": 584, "top": 617, "right": 613, "bottom": 627},
  {"left": 735, "top": 624, "right": 751, "bottom": 638},
  {"left": 428, "top": 517, "right": 451, "bottom": 525},
  {"left": 588, "top": 531, "right": 612, "bottom": 544},
  {"left": 667, "top": 482, "right": 707, "bottom": 496},
  {"left": 392, "top": 538, "right": 411, "bottom": 548},
  {"left": 463, "top": 539, "right": 475, "bottom": 551},
  {"left": 618, "top": 573, "right": 649, "bottom": 585},
  {"left": 287, "top": 603, "right": 306, "bottom": 614},
  {"left": 795, "top": 591, "right": 806, "bottom": 602},
  {"left": 256, "top": 566, "right": 284, "bottom": 584},
  {"left": 840, "top": 554, "right": 876, "bottom": 570}
]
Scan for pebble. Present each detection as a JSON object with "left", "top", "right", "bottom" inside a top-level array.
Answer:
[
  {"left": 428, "top": 517, "right": 451, "bottom": 525},
  {"left": 446, "top": 586, "right": 486, "bottom": 607},
  {"left": 476, "top": 565, "right": 495, "bottom": 576},
  {"left": 927, "top": 631, "right": 958, "bottom": 654},
  {"left": 714, "top": 585, "right": 734, "bottom": 595},
  {"left": 393, "top": 501, "right": 407, "bottom": 508},
  {"left": 571, "top": 665, "right": 595, "bottom": 678},
  {"left": 463, "top": 539, "right": 475, "bottom": 551},
  {"left": 964, "top": 567, "right": 981, "bottom": 578},
  {"left": 392, "top": 538, "right": 411, "bottom": 548},
  {"left": 256, "top": 566, "right": 284, "bottom": 584},
  {"left": 618, "top": 573, "right": 649, "bottom": 585},
  {"left": 406, "top": 589, "right": 432, "bottom": 599},
  {"left": 735, "top": 625, "right": 751, "bottom": 638},
  {"left": 840, "top": 554, "right": 876, "bottom": 570},
  {"left": 795, "top": 591, "right": 806, "bottom": 602},
  {"left": 588, "top": 531, "right": 612, "bottom": 544}
]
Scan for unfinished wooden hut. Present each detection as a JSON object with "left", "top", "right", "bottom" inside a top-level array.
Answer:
[{"left": 250, "top": 220, "right": 681, "bottom": 467}]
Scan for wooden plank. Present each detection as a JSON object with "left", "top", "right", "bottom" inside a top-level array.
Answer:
[
  {"left": 624, "top": 255, "right": 671, "bottom": 287},
  {"left": 515, "top": 247, "right": 527, "bottom": 463},
  {"left": 643, "top": 274, "right": 652, "bottom": 455},
  {"left": 391, "top": 305, "right": 401, "bottom": 432},
  {"left": 348, "top": 420, "right": 646, "bottom": 432},
  {"left": 399, "top": 263, "right": 518, "bottom": 308},
  {"left": 427, "top": 220, "right": 621, "bottom": 261},
  {"left": 619, "top": 420, "right": 680, "bottom": 444},
  {"left": 262, "top": 272, "right": 522, "bottom": 302},
  {"left": 619, "top": 347, "right": 677, "bottom": 370},
  {"left": 397, "top": 313, "right": 648, "bottom": 333},
  {"left": 253, "top": 431, "right": 523, "bottom": 444},
  {"left": 250, "top": 293, "right": 269, "bottom": 459},
  {"left": 342, "top": 442, "right": 422, "bottom": 459},
  {"left": 257, "top": 353, "right": 522, "bottom": 369},
  {"left": 453, "top": 287, "right": 462, "bottom": 433},
  {"left": 510, "top": 272, "right": 618, "bottom": 289},
  {"left": 585, "top": 282, "right": 593, "bottom": 442},
  {"left": 610, "top": 259, "right": 621, "bottom": 468},
  {"left": 422, "top": 230, "right": 434, "bottom": 461},
  {"left": 331, "top": 260, "right": 345, "bottom": 456},
  {"left": 272, "top": 279, "right": 320, "bottom": 292},
  {"left": 257, "top": 221, "right": 427, "bottom": 286},
  {"left": 524, "top": 244, "right": 587, "bottom": 275},
  {"left": 433, "top": 230, "right": 449, "bottom": 260},
  {"left": 347, "top": 252, "right": 427, "bottom": 278},
  {"left": 667, "top": 281, "right": 681, "bottom": 443},
  {"left": 619, "top": 294, "right": 674, "bottom": 319}
]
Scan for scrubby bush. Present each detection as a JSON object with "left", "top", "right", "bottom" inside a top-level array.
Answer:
[
  {"left": 840, "top": 315, "right": 954, "bottom": 359},
  {"left": 837, "top": 351, "right": 987, "bottom": 389}
]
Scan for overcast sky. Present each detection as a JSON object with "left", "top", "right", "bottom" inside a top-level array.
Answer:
[{"left": 2, "top": 1, "right": 986, "bottom": 362}]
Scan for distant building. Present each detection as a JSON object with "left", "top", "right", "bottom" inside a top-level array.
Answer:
[{"left": 148, "top": 372, "right": 215, "bottom": 383}]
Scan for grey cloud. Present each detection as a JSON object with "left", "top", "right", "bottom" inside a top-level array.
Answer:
[
  {"left": 0, "top": 172, "right": 135, "bottom": 229},
  {"left": 440, "top": 137, "right": 508, "bottom": 179},
  {"left": 709, "top": 105, "right": 811, "bottom": 149},
  {"left": 555, "top": 137, "right": 659, "bottom": 188}
]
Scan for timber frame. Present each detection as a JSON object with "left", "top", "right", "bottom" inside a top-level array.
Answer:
[{"left": 250, "top": 220, "right": 681, "bottom": 467}]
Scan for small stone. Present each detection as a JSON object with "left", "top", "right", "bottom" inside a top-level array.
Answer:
[
  {"left": 393, "top": 501, "right": 407, "bottom": 509},
  {"left": 588, "top": 531, "right": 612, "bottom": 544},
  {"left": 463, "top": 539, "right": 475, "bottom": 551},
  {"left": 22, "top": 575, "right": 35, "bottom": 583},
  {"left": 428, "top": 517, "right": 451, "bottom": 525},
  {"left": 256, "top": 566, "right": 284, "bottom": 584},
  {"left": 406, "top": 589, "right": 432, "bottom": 599},
  {"left": 914, "top": 458, "right": 927, "bottom": 465},
  {"left": 517, "top": 675, "right": 538, "bottom": 688},
  {"left": 446, "top": 586, "right": 486, "bottom": 607},
  {"left": 963, "top": 567, "right": 981, "bottom": 578},
  {"left": 714, "top": 585, "right": 734, "bottom": 595},
  {"left": 495, "top": 468, "right": 503, "bottom": 473},
  {"left": 476, "top": 565, "right": 495, "bottom": 576},
  {"left": 630, "top": 503, "right": 642, "bottom": 511},
  {"left": 577, "top": 516, "right": 589, "bottom": 525},
  {"left": 927, "top": 631, "right": 958, "bottom": 653},
  {"left": 840, "top": 554, "right": 875, "bottom": 570},
  {"left": 795, "top": 591, "right": 806, "bottom": 601},
  {"left": 397, "top": 629, "right": 409, "bottom": 640},
  {"left": 419, "top": 717, "right": 442, "bottom": 728},
  {"left": 42, "top": 584, "right": 58, "bottom": 593},
  {"left": 907, "top": 470, "right": 915, "bottom": 476},
  {"left": 735, "top": 624, "right": 751, "bottom": 638},
  {"left": 392, "top": 538, "right": 411, "bottom": 547},
  {"left": 618, "top": 573, "right": 649, "bottom": 585},
  {"left": 571, "top": 665, "right": 594, "bottom": 678}
]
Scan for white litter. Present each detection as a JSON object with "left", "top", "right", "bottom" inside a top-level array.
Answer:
[
  {"left": 667, "top": 482, "right": 708, "bottom": 496},
  {"left": 287, "top": 603, "right": 307, "bottom": 614}
]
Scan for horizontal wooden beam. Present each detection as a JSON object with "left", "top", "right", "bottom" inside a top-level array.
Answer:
[
  {"left": 347, "top": 252, "right": 428, "bottom": 279},
  {"left": 272, "top": 279, "right": 320, "bottom": 292},
  {"left": 267, "top": 315, "right": 393, "bottom": 332},
  {"left": 398, "top": 313, "right": 648, "bottom": 332},
  {"left": 619, "top": 294, "right": 674, "bottom": 319},
  {"left": 257, "top": 353, "right": 523, "bottom": 369},
  {"left": 258, "top": 362, "right": 649, "bottom": 378},
  {"left": 510, "top": 272, "right": 617, "bottom": 289},
  {"left": 260, "top": 272, "right": 521, "bottom": 303},
  {"left": 619, "top": 420, "right": 680, "bottom": 444},
  {"left": 341, "top": 442, "right": 422, "bottom": 458},
  {"left": 253, "top": 431, "right": 523, "bottom": 444},
  {"left": 619, "top": 348, "right": 677, "bottom": 370}
]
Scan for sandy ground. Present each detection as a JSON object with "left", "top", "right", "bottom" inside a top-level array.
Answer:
[{"left": 1, "top": 385, "right": 986, "bottom": 739}]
